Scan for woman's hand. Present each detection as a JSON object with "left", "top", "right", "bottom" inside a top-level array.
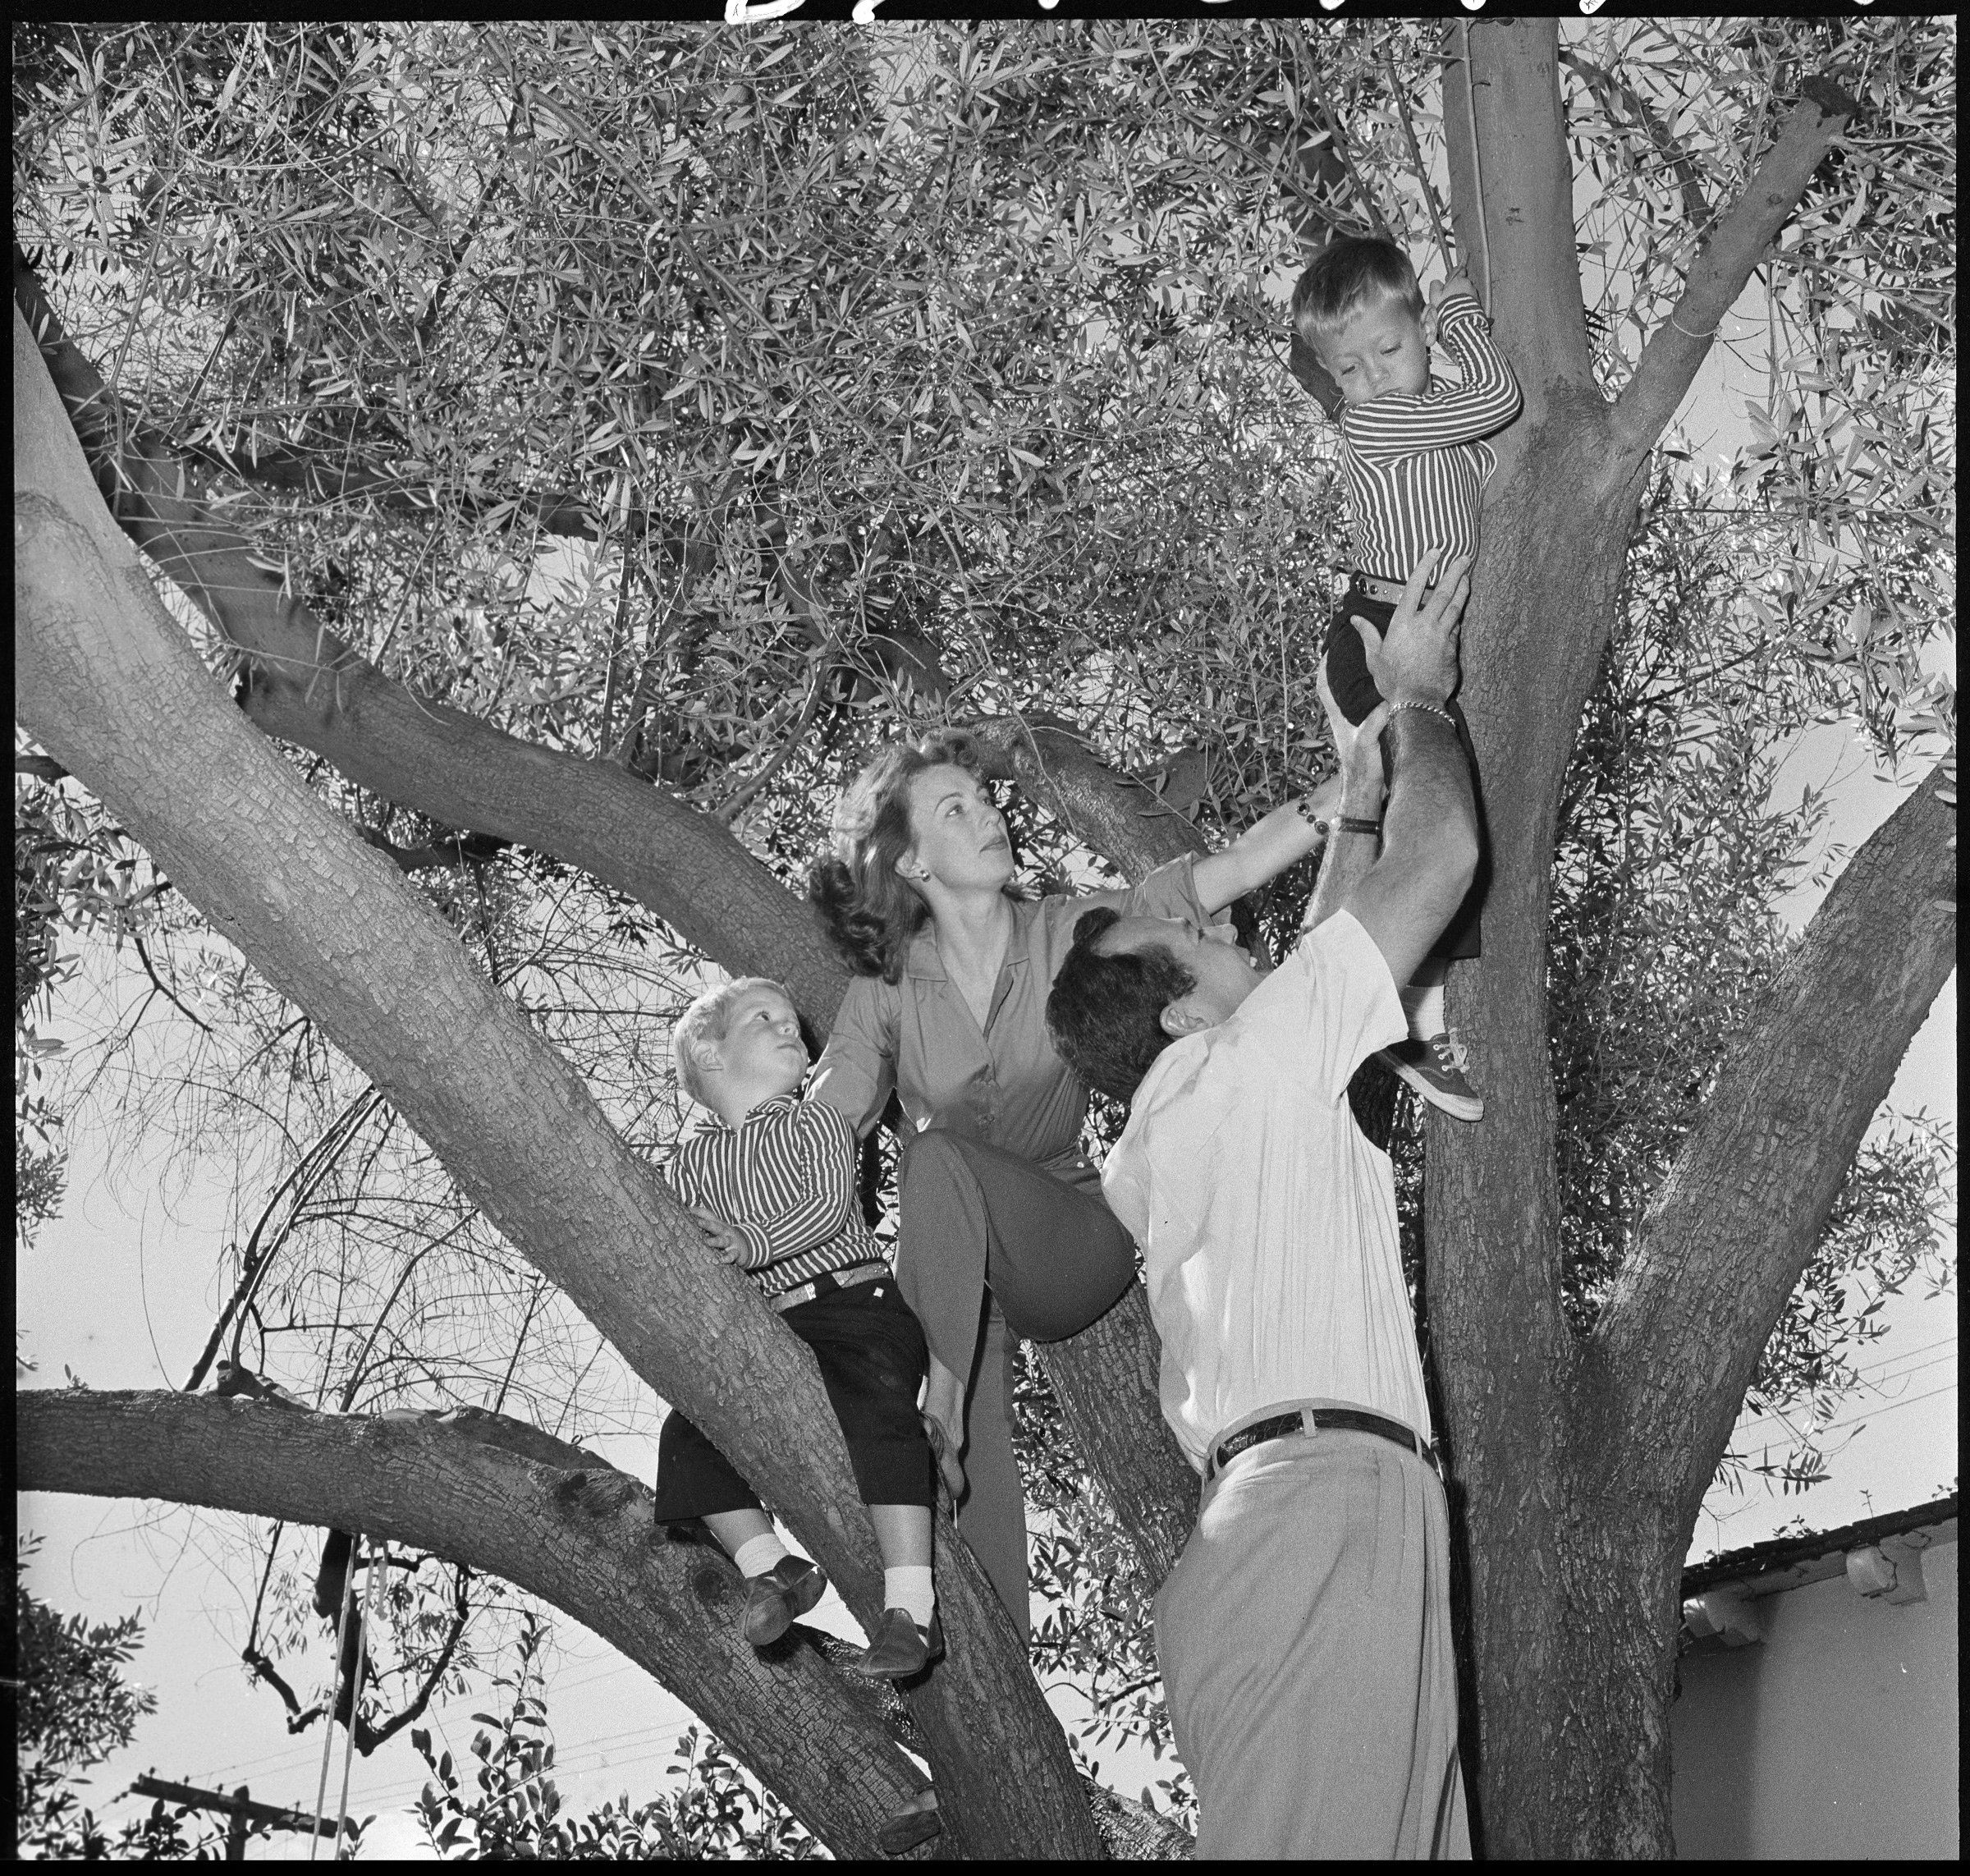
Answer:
[{"left": 691, "top": 1209, "right": 750, "bottom": 1265}]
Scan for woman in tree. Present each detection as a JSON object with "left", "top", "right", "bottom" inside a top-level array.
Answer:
[{"left": 808, "top": 730, "right": 1345, "bottom": 1634}]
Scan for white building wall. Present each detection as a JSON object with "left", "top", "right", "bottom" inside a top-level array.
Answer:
[{"left": 1672, "top": 1537, "right": 1958, "bottom": 1860}]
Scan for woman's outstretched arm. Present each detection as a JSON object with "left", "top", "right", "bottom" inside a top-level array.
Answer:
[{"left": 1191, "top": 773, "right": 1343, "bottom": 915}]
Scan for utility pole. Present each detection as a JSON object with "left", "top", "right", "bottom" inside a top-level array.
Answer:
[{"left": 126, "top": 1776, "right": 359, "bottom": 1860}]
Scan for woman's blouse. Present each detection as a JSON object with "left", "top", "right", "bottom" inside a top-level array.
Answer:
[{"left": 807, "top": 855, "right": 1210, "bottom": 1195}]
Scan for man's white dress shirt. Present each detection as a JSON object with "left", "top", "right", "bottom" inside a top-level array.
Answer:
[{"left": 1102, "top": 910, "right": 1432, "bottom": 1473}]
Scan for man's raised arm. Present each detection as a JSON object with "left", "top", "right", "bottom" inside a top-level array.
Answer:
[{"left": 1341, "top": 553, "right": 1479, "bottom": 986}]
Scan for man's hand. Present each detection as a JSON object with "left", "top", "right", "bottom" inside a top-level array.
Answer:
[
  {"left": 1354, "top": 549, "right": 1470, "bottom": 712},
  {"left": 691, "top": 1208, "right": 750, "bottom": 1266}
]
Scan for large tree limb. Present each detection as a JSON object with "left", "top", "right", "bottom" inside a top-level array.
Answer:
[
  {"left": 1596, "top": 764, "right": 1955, "bottom": 1519},
  {"left": 969, "top": 716, "right": 1211, "bottom": 878},
  {"left": 1614, "top": 76, "right": 1858, "bottom": 457},
  {"left": 14, "top": 1389, "right": 927, "bottom": 1860},
  {"left": 15, "top": 307, "right": 1102, "bottom": 1859}
]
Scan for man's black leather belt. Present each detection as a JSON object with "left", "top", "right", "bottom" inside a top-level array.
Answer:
[{"left": 1207, "top": 1406, "right": 1441, "bottom": 1482}]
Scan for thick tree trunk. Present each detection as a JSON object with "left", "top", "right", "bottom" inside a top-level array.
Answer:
[
  {"left": 15, "top": 308, "right": 1102, "bottom": 1860},
  {"left": 14, "top": 1391, "right": 930, "bottom": 1860},
  {"left": 1423, "top": 21, "right": 1896, "bottom": 1860}
]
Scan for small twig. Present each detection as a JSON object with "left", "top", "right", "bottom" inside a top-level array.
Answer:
[
  {"left": 712, "top": 652, "right": 831, "bottom": 824},
  {"left": 131, "top": 933, "right": 213, "bottom": 1035},
  {"left": 184, "top": 1090, "right": 384, "bottom": 1392},
  {"left": 354, "top": 1566, "right": 473, "bottom": 1756},
  {"left": 1383, "top": 54, "right": 1455, "bottom": 279},
  {"left": 1304, "top": 70, "right": 1391, "bottom": 241}
]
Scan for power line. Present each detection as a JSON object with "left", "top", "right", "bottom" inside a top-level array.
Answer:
[
  {"left": 347, "top": 1713, "right": 708, "bottom": 1815},
  {"left": 193, "top": 1644, "right": 679, "bottom": 1787},
  {"left": 1729, "top": 1346, "right": 1957, "bottom": 1441},
  {"left": 1817, "top": 1379, "right": 1957, "bottom": 1438}
]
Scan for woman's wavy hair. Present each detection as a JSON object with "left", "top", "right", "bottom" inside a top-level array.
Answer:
[{"left": 809, "top": 729, "right": 1004, "bottom": 982}]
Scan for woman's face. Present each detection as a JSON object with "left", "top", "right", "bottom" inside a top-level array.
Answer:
[{"left": 900, "top": 766, "right": 1014, "bottom": 896}]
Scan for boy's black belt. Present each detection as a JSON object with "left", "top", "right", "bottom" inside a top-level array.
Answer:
[
  {"left": 1207, "top": 1406, "right": 1441, "bottom": 1482},
  {"left": 767, "top": 1260, "right": 889, "bottom": 1314}
]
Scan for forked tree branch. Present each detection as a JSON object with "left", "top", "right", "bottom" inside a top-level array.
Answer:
[
  {"left": 1595, "top": 763, "right": 1954, "bottom": 1518},
  {"left": 1615, "top": 77, "right": 1858, "bottom": 457}
]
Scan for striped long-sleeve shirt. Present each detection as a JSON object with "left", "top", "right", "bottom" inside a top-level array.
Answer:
[
  {"left": 666, "top": 1093, "right": 886, "bottom": 1300},
  {"left": 1335, "top": 296, "right": 1521, "bottom": 582}
]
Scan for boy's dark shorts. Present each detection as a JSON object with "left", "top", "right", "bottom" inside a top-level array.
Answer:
[
  {"left": 1324, "top": 579, "right": 1487, "bottom": 963},
  {"left": 653, "top": 1273, "right": 935, "bottom": 1521}
]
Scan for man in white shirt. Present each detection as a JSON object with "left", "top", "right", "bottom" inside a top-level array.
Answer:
[{"left": 1046, "top": 551, "right": 1479, "bottom": 1860}]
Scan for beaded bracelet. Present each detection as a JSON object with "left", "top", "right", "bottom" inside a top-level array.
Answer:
[{"left": 1386, "top": 699, "right": 1456, "bottom": 730}]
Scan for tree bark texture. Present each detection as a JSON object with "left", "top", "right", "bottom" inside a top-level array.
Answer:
[
  {"left": 14, "top": 1390, "right": 929, "bottom": 1861},
  {"left": 15, "top": 308, "right": 1101, "bottom": 1860}
]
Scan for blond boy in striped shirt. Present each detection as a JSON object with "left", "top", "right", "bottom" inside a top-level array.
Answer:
[
  {"left": 656, "top": 977, "right": 941, "bottom": 1683},
  {"left": 1292, "top": 236, "right": 1521, "bottom": 1122}
]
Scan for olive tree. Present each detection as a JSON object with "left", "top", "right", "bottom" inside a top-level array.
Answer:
[{"left": 16, "top": 17, "right": 1954, "bottom": 1857}]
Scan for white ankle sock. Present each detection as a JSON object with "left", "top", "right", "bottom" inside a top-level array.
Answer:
[
  {"left": 733, "top": 1533, "right": 791, "bottom": 1580},
  {"left": 884, "top": 1565, "right": 936, "bottom": 1629},
  {"left": 1401, "top": 979, "right": 1446, "bottom": 1039}
]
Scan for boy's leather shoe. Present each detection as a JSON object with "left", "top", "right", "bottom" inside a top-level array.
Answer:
[
  {"left": 876, "top": 1790, "right": 941, "bottom": 1856},
  {"left": 853, "top": 1608, "right": 944, "bottom": 1681},
  {"left": 741, "top": 1556, "right": 827, "bottom": 1647}
]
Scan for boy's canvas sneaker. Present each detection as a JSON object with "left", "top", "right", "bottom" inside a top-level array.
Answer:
[
  {"left": 1377, "top": 1032, "right": 1484, "bottom": 1121},
  {"left": 741, "top": 1555, "right": 827, "bottom": 1646}
]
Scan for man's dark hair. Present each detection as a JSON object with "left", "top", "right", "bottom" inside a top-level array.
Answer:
[
  {"left": 1046, "top": 907, "right": 1198, "bottom": 1104},
  {"left": 1290, "top": 235, "right": 1424, "bottom": 342}
]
